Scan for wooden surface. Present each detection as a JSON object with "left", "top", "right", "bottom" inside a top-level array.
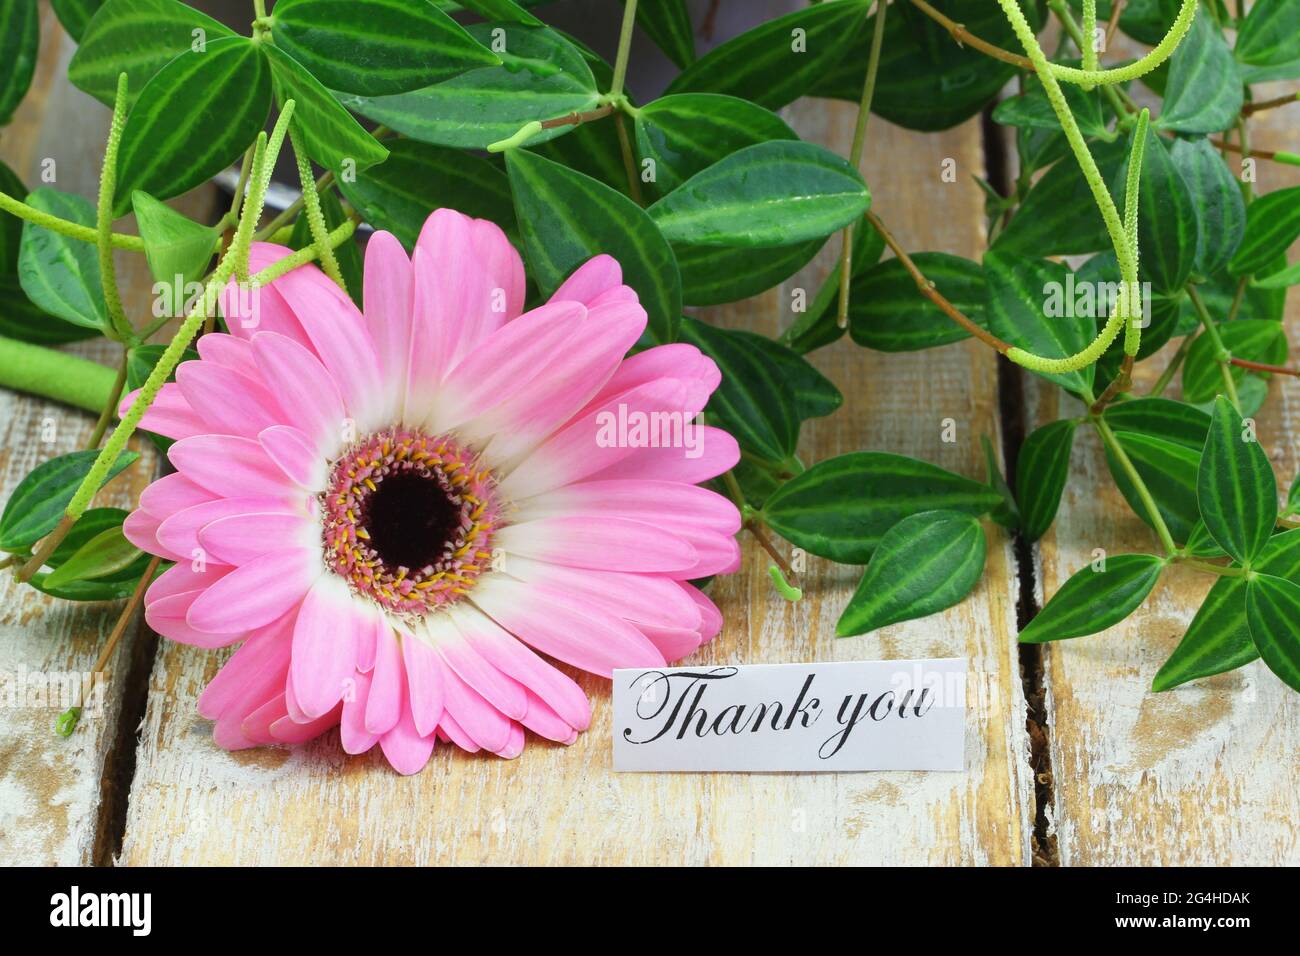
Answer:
[
  {"left": 2, "top": 10, "right": 1295, "bottom": 867},
  {"left": 1028, "top": 95, "right": 1300, "bottom": 867}
]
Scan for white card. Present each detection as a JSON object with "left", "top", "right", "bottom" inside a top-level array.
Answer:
[{"left": 612, "top": 658, "right": 965, "bottom": 773}]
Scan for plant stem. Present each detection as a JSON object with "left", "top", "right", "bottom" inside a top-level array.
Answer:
[
  {"left": 609, "top": 0, "right": 639, "bottom": 99},
  {"left": 86, "top": 352, "right": 128, "bottom": 449},
  {"left": 0, "top": 336, "right": 119, "bottom": 413},
  {"left": 97, "top": 74, "right": 132, "bottom": 342},
  {"left": 1094, "top": 415, "right": 1177, "bottom": 556},
  {"left": 614, "top": 113, "right": 645, "bottom": 206},
  {"left": 1089, "top": 353, "right": 1133, "bottom": 414},
  {"left": 1227, "top": 275, "right": 1249, "bottom": 322},
  {"left": 909, "top": 0, "right": 1032, "bottom": 69},
  {"left": 1187, "top": 284, "right": 1240, "bottom": 411},
  {"left": 1105, "top": 0, "right": 1125, "bottom": 46},
  {"left": 836, "top": 0, "right": 888, "bottom": 329},
  {"left": 866, "top": 212, "right": 1013, "bottom": 353},
  {"left": 1230, "top": 357, "right": 1299, "bottom": 376},
  {"left": 0, "top": 191, "right": 145, "bottom": 251},
  {"left": 1178, "top": 558, "right": 1248, "bottom": 578},
  {"left": 1147, "top": 332, "right": 1193, "bottom": 397},
  {"left": 1243, "top": 91, "right": 1300, "bottom": 115},
  {"left": 746, "top": 518, "right": 797, "bottom": 583}
]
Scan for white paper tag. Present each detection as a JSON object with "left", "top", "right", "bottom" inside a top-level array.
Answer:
[{"left": 612, "top": 658, "right": 965, "bottom": 773}]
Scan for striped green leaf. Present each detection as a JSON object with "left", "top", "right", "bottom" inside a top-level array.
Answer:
[
  {"left": 1254, "top": 260, "right": 1300, "bottom": 289},
  {"left": 114, "top": 36, "right": 270, "bottom": 215},
  {"left": 1113, "top": 127, "right": 1198, "bottom": 294},
  {"left": 0, "top": 450, "right": 139, "bottom": 552},
  {"left": 1019, "top": 554, "right": 1166, "bottom": 644},
  {"left": 1182, "top": 319, "right": 1288, "bottom": 404},
  {"left": 68, "top": 0, "right": 236, "bottom": 107},
  {"left": 783, "top": 221, "right": 884, "bottom": 354},
  {"left": 1235, "top": 0, "right": 1300, "bottom": 70},
  {"left": 1016, "top": 420, "right": 1077, "bottom": 542},
  {"left": 635, "top": 0, "right": 695, "bottom": 69},
  {"left": 338, "top": 140, "right": 515, "bottom": 250},
  {"left": 666, "top": 1, "right": 866, "bottom": 110},
  {"left": 0, "top": 276, "right": 99, "bottom": 345},
  {"left": 43, "top": 524, "right": 142, "bottom": 589},
  {"left": 993, "top": 79, "right": 1109, "bottom": 141},
  {"left": 1153, "top": 529, "right": 1300, "bottom": 690},
  {"left": 1169, "top": 138, "right": 1245, "bottom": 279},
  {"left": 126, "top": 343, "right": 196, "bottom": 451},
  {"left": 28, "top": 508, "right": 158, "bottom": 601},
  {"left": 17, "top": 189, "right": 108, "bottom": 331},
  {"left": 1198, "top": 395, "right": 1278, "bottom": 565},
  {"left": 983, "top": 251, "right": 1095, "bottom": 394},
  {"left": 814, "top": 1, "right": 1022, "bottom": 132},
  {"left": 271, "top": 0, "right": 497, "bottom": 96},
  {"left": 635, "top": 94, "right": 796, "bottom": 197},
  {"left": 131, "top": 190, "right": 219, "bottom": 287},
  {"left": 837, "top": 510, "right": 986, "bottom": 636},
  {"left": 1246, "top": 573, "right": 1300, "bottom": 692},
  {"left": 506, "top": 148, "right": 680, "bottom": 344},
  {"left": 762, "top": 452, "right": 1002, "bottom": 564},
  {"left": 849, "top": 253, "right": 987, "bottom": 352},
  {"left": 1104, "top": 397, "right": 1210, "bottom": 450},
  {"left": 452, "top": 0, "right": 541, "bottom": 25},
  {"left": 1156, "top": 12, "right": 1242, "bottom": 134},
  {"left": 1229, "top": 186, "right": 1300, "bottom": 277},
  {"left": 51, "top": 0, "right": 104, "bottom": 41},
  {"left": 342, "top": 24, "right": 599, "bottom": 151},
  {"left": 0, "top": 158, "right": 27, "bottom": 274},
  {"left": 1104, "top": 431, "right": 1201, "bottom": 545},
  {"left": 263, "top": 44, "right": 388, "bottom": 178},
  {"left": 0, "top": 0, "right": 38, "bottom": 125},
  {"left": 673, "top": 239, "right": 823, "bottom": 308},
  {"left": 647, "top": 141, "right": 870, "bottom": 247}
]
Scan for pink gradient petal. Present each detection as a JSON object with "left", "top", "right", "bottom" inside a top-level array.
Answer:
[
  {"left": 269, "top": 702, "right": 341, "bottom": 743},
  {"left": 290, "top": 575, "right": 362, "bottom": 719},
  {"left": 498, "top": 516, "right": 698, "bottom": 573},
  {"left": 198, "top": 511, "right": 315, "bottom": 566},
  {"left": 168, "top": 434, "right": 296, "bottom": 498},
  {"left": 138, "top": 473, "right": 213, "bottom": 521},
  {"left": 145, "top": 561, "right": 232, "bottom": 604},
  {"left": 379, "top": 704, "right": 436, "bottom": 775},
  {"left": 503, "top": 556, "right": 701, "bottom": 632},
  {"left": 120, "top": 384, "right": 206, "bottom": 441},
  {"left": 156, "top": 496, "right": 297, "bottom": 561},
  {"left": 122, "top": 508, "right": 176, "bottom": 560},
  {"left": 222, "top": 250, "right": 310, "bottom": 345},
  {"left": 251, "top": 331, "right": 347, "bottom": 454},
  {"left": 551, "top": 254, "right": 622, "bottom": 304},
  {"left": 365, "top": 627, "right": 403, "bottom": 735},
  {"left": 198, "top": 612, "right": 294, "bottom": 721},
  {"left": 175, "top": 360, "right": 285, "bottom": 438},
  {"left": 339, "top": 668, "right": 378, "bottom": 755},
  {"left": 584, "top": 425, "right": 740, "bottom": 484},
  {"left": 363, "top": 230, "right": 414, "bottom": 423},
  {"left": 146, "top": 590, "right": 244, "bottom": 647},
  {"left": 585, "top": 343, "right": 720, "bottom": 411},
  {"left": 401, "top": 631, "right": 445, "bottom": 738},
  {"left": 494, "top": 722, "right": 525, "bottom": 759},
  {"left": 437, "top": 711, "right": 480, "bottom": 753},
  {"left": 637, "top": 623, "right": 702, "bottom": 662},
  {"left": 186, "top": 548, "right": 319, "bottom": 633},
  {"left": 517, "top": 480, "right": 740, "bottom": 534},
  {"left": 520, "top": 691, "right": 580, "bottom": 744},
  {"left": 435, "top": 635, "right": 527, "bottom": 721},
  {"left": 195, "top": 332, "right": 261, "bottom": 380},
  {"left": 441, "top": 666, "right": 514, "bottom": 754},
  {"left": 683, "top": 583, "right": 724, "bottom": 643},
  {"left": 259, "top": 424, "right": 327, "bottom": 491}
]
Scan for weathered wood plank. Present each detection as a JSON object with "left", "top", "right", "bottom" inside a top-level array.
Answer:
[
  {"left": 120, "top": 98, "right": 1034, "bottom": 866},
  {"left": 1031, "top": 92, "right": 1300, "bottom": 866}
]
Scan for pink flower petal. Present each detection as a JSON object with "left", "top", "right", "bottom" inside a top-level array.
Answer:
[
  {"left": 156, "top": 496, "right": 298, "bottom": 561},
  {"left": 434, "top": 631, "right": 527, "bottom": 721},
  {"left": 436, "top": 711, "right": 479, "bottom": 753},
  {"left": 251, "top": 331, "right": 347, "bottom": 454},
  {"left": 269, "top": 702, "right": 341, "bottom": 743},
  {"left": 441, "top": 666, "right": 514, "bottom": 753},
  {"left": 637, "top": 623, "right": 702, "bottom": 662},
  {"left": 290, "top": 575, "right": 362, "bottom": 719},
  {"left": 122, "top": 508, "right": 175, "bottom": 560},
  {"left": 259, "top": 424, "right": 327, "bottom": 491},
  {"left": 339, "top": 668, "right": 378, "bottom": 754},
  {"left": 362, "top": 230, "right": 414, "bottom": 424},
  {"left": 517, "top": 479, "right": 740, "bottom": 534},
  {"left": 683, "top": 582, "right": 723, "bottom": 644},
  {"left": 222, "top": 249, "right": 311, "bottom": 345},
  {"left": 198, "top": 612, "right": 295, "bottom": 721},
  {"left": 198, "top": 511, "right": 315, "bottom": 566},
  {"left": 519, "top": 691, "right": 580, "bottom": 744},
  {"left": 168, "top": 434, "right": 297, "bottom": 498},
  {"left": 175, "top": 360, "right": 285, "bottom": 438},
  {"left": 401, "top": 631, "right": 445, "bottom": 737},
  {"left": 501, "top": 556, "right": 702, "bottom": 632},
  {"left": 138, "top": 473, "right": 213, "bottom": 521},
  {"left": 120, "top": 384, "right": 206, "bottom": 441},
  {"left": 186, "top": 548, "right": 319, "bottom": 633},
  {"left": 584, "top": 425, "right": 740, "bottom": 484},
  {"left": 195, "top": 332, "right": 261, "bottom": 379},
  {"left": 379, "top": 704, "right": 436, "bottom": 775},
  {"left": 146, "top": 590, "right": 244, "bottom": 647},
  {"left": 550, "top": 254, "right": 622, "bottom": 305},
  {"left": 497, "top": 516, "right": 698, "bottom": 573},
  {"left": 365, "top": 626, "right": 403, "bottom": 735}
]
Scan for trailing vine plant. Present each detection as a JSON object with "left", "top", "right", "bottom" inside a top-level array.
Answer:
[{"left": 1, "top": 0, "right": 1299, "bottom": 736}]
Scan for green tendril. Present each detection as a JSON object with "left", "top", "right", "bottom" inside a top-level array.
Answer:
[
  {"left": 97, "top": 73, "right": 132, "bottom": 342},
  {"left": 1042, "top": 0, "right": 1197, "bottom": 87},
  {"left": 289, "top": 121, "right": 345, "bottom": 293},
  {"left": 768, "top": 565, "right": 803, "bottom": 602}
]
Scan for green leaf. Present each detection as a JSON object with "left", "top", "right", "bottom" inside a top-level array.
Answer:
[
  {"left": 127, "top": 343, "right": 197, "bottom": 451},
  {"left": 52, "top": 0, "right": 106, "bottom": 42},
  {"left": 271, "top": 0, "right": 497, "bottom": 96},
  {"left": 1105, "top": 431, "right": 1201, "bottom": 545},
  {"left": 993, "top": 76, "right": 1109, "bottom": 141},
  {"left": 1253, "top": 259, "right": 1300, "bottom": 289},
  {"left": 1103, "top": 396, "right": 1209, "bottom": 450},
  {"left": 0, "top": 0, "right": 38, "bottom": 125},
  {"left": 342, "top": 24, "right": 599, "bottom": 151},
  {"left": 783, "top": 221, "right": 884, "bottom": 354},
  {"left": 982, "top": 433, "right": 1019, "bottom": 531},
  {"left": 634, "top": 94, "right": 796, "bottom": 197},
  {"left": 28, "top": 508, "right": 158, "bottom": 600},
  {"left": 762, "top": 452, "right": 1001, "bottom": 564},
  {"left": 995, "top": 139, "right": 1128, "bottom": 257},
  {"left": 114, "top": 36, "right": 271, "bottom": 215},
  {"left": 666, "top": 1, "right": 866, "bottom": 110},
  {"left": 17, "top": 189, "right": 109, "bottom": 331},
  {"left": 1113, "top": 127, "right": 1198, "bottom": 294},
  {"left": 1229, "top": 186, "right": 1300, "bottom": 277},
  {"left": 1156, "top": 12, "right": 1242, "bottom": 134},
  {"left": 453, "top": 0, "right": 541, "bottom": 26},
  {"left": 287, "top": 188, "right": 364, "bottom": 306},
  {"left": 814, "top": 1, "right": 1023, "bottom": 132},
  {"left": 0, "top": 159, "right": 26, "bottom": 274},
  {"left": 0, "top": 449, "right": 139, "bottom": 552},
  {"left": 673, "top": 240, "right": 823, "bottom": 308},
  {"left": 983, "top": 251, "right": 1094, "bottom": 393},
  {"left": 338, "top": 139, "right": 515, "bottom": 250},
  {"left": 1016, "top": 420, "right": 1076, "bottom": 542},
  {"left": 837, "top": 510, "right": 986, "bottom": 636},
  {"left": 506, "top": 148, "right": 680, "bottom": 344},
  {"left": 131, "top": 190, "right": 218, "bottom": 287},
  {"left": 1235, "top": 0, "right": 1300, "bottom": 70},
  {"left": 635, "top": 0, "right": 695, "bottom": 69},
  {"left": 1152, "top": 577, "right": 1254, "bottom": 690},
  {"left": 1169, "top": 138, "right": 1245, "bottom": 279},
  {"left": 849, "top": 252, "right": 986, "bottom": 352},
  {"left": 42, "top": 524, "right": 142, "bottom": 589},
  {"left": 1246, "top": 573, "right": 1300, "bottom": 692},
  {"left": 0, "top": 275, "right": 99, "bottom": 345},
  {"left": 1020, "top": 553, "right": 1165, "bottom": 643},
  {"left": 1182, "top": 319, "right": 1287, "bottom": 404},
  {"left": 647, "top": 141, "right": 870, "bottom": 247},
  {"left": 262, "top": 44, "right": 388, "bottom": 178},
  {"left": 1198, "top": 395, "right": 1278, "bottom": 565},
  {"left": 68, "top": 0, "right": 236, "bottom": 107}
]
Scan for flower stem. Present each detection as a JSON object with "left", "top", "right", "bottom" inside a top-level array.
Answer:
[
  {"left": 836, "top": 0, "right": 888, "bottom": 329},
  {"left": 86, "top": 351, "right": 129, "bottom": 449},
  {"left": 1094, "top": 415, "right": 1177, "bottom": 556},
  {"left": 0, "top": 191, "right": 145, "bottom": 251},
  {"left": 97, "top": 74, "right": 133, "bottom": 342},
  {"left": 609, "top": 0, "right": 639, "bottom": 100},
  {"left": 0, "top": 336, "right": 120, "bottom": 413},
  {"left": 1187, "top": 284, "right": 1240, "bottom": 412}
]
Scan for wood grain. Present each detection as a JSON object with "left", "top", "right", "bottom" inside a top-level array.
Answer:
[
  {"left": 117, "top": 103, "right": 1036, "bottom": 865},
  {"left": 1029, "top": 89, "right": 1300, "bottom": 866}
]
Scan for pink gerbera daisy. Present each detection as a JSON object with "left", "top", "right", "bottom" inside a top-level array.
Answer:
[{"left": 121, "top": 208, "right": 740, "bottom": 774}]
